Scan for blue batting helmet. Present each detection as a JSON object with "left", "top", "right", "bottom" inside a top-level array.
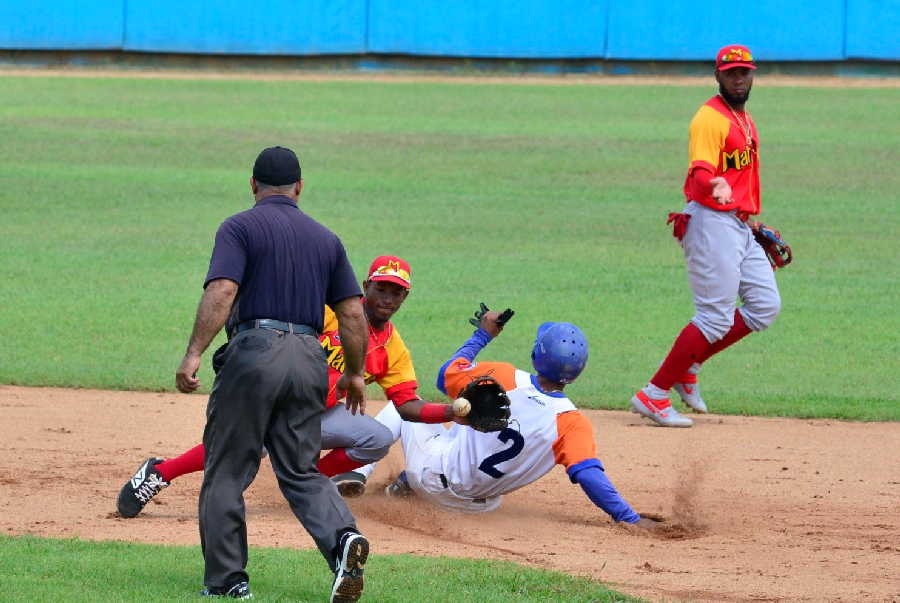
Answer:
[{"left": 531, "top": 322, "right": 589, "bottom": 384}]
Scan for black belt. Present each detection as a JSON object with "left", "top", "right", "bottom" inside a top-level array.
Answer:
[
  {"left": 231, "top": 319, "right": 318, "bottom": 339},
  {"left": 439, "top": 474, "right": 486, "bottom": 504}
]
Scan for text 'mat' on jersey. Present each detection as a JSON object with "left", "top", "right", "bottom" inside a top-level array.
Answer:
[
  {"left": 320, "top": 305, "right": 419, "bottom": 408},
  {"left": 440, "top": 357, "right": 597, "bottom": 499},
  {"left": 683, "top": 95, "right": 760, "bottom": 215}
]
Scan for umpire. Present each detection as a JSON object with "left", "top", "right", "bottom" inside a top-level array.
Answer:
[{"left": 175, "top": 146, "right": 370, "bottom": 602}]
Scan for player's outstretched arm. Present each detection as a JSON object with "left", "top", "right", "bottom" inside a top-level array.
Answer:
[
  {"left": 468, "top": 302, "right": 514, "bottom": 337},
  {"left": 383, "top": 383, "right": 472, "bottom": 427},
  {"left": 474, "top": 309, "right": 514, "bottom": 338},
  {"left": 557, "top": 413, "right": 663, "bottom": 531},
  {"left": 567, "top": 459, "right": 641, "bottom": 523},
  {"left": 376, "top": 362, "right": 464, "bottom": 425},
  {"left": 394, "top": 398, "right": 462, "bottom": 424},
  {"left": 567, "top": 461, "right": 662, "bottom": 531},
  {"left": 435, "top": 303, "right": 514, "bottom": 395}
]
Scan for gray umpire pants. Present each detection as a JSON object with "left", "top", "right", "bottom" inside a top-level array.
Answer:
[{"left": 199, "top": 327, "right": 358, "bottom": 590}]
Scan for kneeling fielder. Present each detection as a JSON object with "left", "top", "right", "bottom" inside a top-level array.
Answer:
[{"left": 353, "top": 308, "right": 658, "bottom": 528}]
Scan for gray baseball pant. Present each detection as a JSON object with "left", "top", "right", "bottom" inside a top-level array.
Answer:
[
  {"left": 682, "top": 201, "right": 781, "bottom": 341},
  {"left": 321, "top": 402, "right": 394, "bottom": 464},
  {"left": 199, "top": 328, "right": 357, "bottom": 590}
]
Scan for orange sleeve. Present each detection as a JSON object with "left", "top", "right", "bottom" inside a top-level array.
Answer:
[
  {"left": 688, "top": 105, "right": 729, "bottom": 173},
  {"left": 441, "top": 358, "right": 517, "bottom": 399},
  {"left": 322, "top": 305, "right": 338, "bottom": 334},
  {"left": 552, "top": 411, "right": 598, "bottom": 468}
]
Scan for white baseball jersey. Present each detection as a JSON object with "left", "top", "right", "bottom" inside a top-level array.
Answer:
[
  {"left": 359, "top": 334, "right": 638, "bottom": 519},
  {"left": 438, "top": 359, "right": 597, "bottom": 501}
]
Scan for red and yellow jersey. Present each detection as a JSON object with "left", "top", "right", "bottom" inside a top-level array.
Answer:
[
  {"left": 320, "top": 305, "right": 419, "bottom": 409},
  {"left": 439, "top": 358, "right": 597, "bottom": 499},
  {"left": 682, "top": 94, "right": 761, "bottom": 215}
]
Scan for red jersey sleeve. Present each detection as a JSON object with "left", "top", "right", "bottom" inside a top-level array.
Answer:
[{"left": 384, "top": 381, "right": 419, "bottom": 406}]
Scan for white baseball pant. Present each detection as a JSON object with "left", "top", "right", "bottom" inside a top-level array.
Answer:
[{"left": 358, "top": 404, "right": 501, "bottom": 513}]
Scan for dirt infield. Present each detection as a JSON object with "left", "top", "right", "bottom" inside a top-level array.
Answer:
[{"left": 1, "top": 385, "right": 898, "bottom": 602}]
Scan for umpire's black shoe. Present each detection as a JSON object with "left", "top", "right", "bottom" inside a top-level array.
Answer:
[
  {"left": 200, "top": 581, "right": 252, "bottom": 599},
  {"left": 331, "top": 531, "right": 369, "bottom": 603},
  {"left": 116, "top": 457, "right": 170, "bottom": 518},
  {"left": 332, "top": 471, "right": 367, "bottom": 498}
]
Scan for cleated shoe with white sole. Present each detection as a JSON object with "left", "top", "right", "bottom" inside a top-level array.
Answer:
[
  {"left": 673, "top": 373, "right": 708, "bottom": 413},
  {"left": 200, "top": 581, "right": 252, "bottom": 599},
  {"left": 631, "top": 391, "right": 693, "bottom": 427},
  {"left": 117, "top": 457, "right": 170, "bottom": 518},
  {"left": 331, "top": 532, "right": 369, "bottom": 603},
  {"left": 332, "top": 471, "right": 367, "bottom": 498}
]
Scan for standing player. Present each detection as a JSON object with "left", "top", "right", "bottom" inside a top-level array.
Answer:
[
  {"left": 630, "top": 44, "right": 782, "bottom": 427},
  {"left": 118, "top": 255, "right": 464, "bottom": 516},
  {"left": 352, "top": 308, "right": 659, "bottom": 530}
]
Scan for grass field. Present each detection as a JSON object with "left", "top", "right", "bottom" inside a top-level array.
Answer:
[
  {"left": 1, "top": 74, "right": 897, "bottom": 421},
  {"left": 1, "top": 535, "right": 637, "bottom": 602}
]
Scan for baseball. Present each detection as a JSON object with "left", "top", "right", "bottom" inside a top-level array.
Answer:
[{"left": 452, "top": 397, "right": 471, "bottom": 417}]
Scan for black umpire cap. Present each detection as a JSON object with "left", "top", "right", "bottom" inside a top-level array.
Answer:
[{"left": 253, "top": 146, "right": 301, "bottom": 186}]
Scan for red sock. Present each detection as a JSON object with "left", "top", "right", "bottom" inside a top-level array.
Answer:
[
  {"left": 317, "top": 448, "right": 364, "bottom": 478},
  {"left": 650, "top": 322, "right": 712, "bottom": 391},
  {"left": 697, "top": 310, "right": 753, "bottom": 365},
  {"left": 155, "top": 443, "right": 205, "bottom": 482}
]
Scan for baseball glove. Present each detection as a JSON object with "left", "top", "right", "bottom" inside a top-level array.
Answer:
[
  {"left": 458, "top": 375, "right": 511, "bottom": 433},
  {"left": 468, "top": 302, "right": 515, "bottom": 328},
  {"left": 752, "top": 222, "right": 793, "bottom": 270}
]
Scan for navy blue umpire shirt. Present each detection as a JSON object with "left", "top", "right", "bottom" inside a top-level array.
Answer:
[{"left": 204, "top": 195, "right": 361, "bottom": 334}]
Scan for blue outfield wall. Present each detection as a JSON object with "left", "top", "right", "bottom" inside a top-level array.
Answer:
[
  {"left": 367, "top": 0, "right": 607, "bottom": 58},
  {"left": 606, "top": 1, "right": 845, "bottom": 61},
  {"left": 124, "top": 0, "right": 367, "bottom": 55},
  {"left": 846, "top": 1, "right": 900, "bottom": 60},
  {"left": 0, "top": 1, "right": 123, "bottom": 50},
  {"left": 0, "top": 0, "right": 897, "bottom": 62}
]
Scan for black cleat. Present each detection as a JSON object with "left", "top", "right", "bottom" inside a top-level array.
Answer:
[
  {"left": 116, "top": 457, "right": 170, "bottom": 518},
  {"left": 331, "top": 532, "right": 369, "bottom": 602},
  {"left": 200, "top": 581, "right": 252, "bottom": 599},
  {"left": 332, "top": 471, "right": 367, "bottom": 498}
]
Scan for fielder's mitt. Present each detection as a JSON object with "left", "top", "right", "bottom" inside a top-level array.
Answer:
[
  {"left": 459, "top": 375, "right": 511, "bottom": 433},
  {"left": 468, "top": 302, "right": 515, "bottom": 328},
  {"left": 752, "top": 222, "right": 793, "bottom": 270}
]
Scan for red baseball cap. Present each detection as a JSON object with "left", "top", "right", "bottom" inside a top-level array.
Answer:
[
  {"left": 716, "top": 44, "right": 757, "bottom": 71},
  {"left": 366, "top": 255, "right": 411, "bottom": 289}
]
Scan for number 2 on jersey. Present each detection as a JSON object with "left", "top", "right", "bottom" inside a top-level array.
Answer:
[{"left": 478, "top": 428, "right": 525, "bottom": 478}]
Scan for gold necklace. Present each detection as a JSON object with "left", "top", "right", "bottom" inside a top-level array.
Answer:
[
  {"left": 720, "top": 95, "right": 753, "bottom": 147},
  {"left": 366, "top": 321, "right": 388, "bottom": 355}
]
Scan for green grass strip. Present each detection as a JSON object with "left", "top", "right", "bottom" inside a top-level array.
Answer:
[{"left": 1, "top": 534, "right": 639, "bottom": 602}]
